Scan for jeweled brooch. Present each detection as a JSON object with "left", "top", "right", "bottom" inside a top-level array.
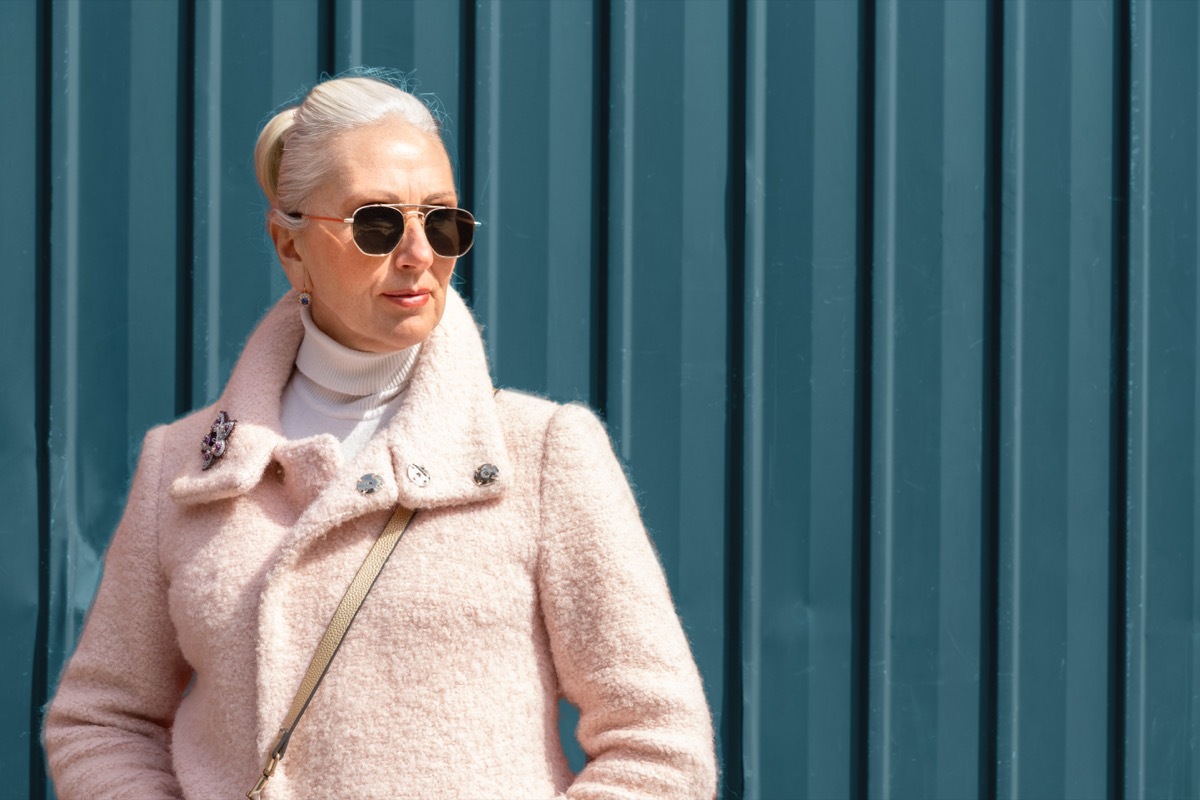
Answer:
[{"left": 201, "top": 411, "right": 237, "bottom": 470}]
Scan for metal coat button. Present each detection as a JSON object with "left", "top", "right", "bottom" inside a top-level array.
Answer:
[
  {"left": 406, "top": 464, "right": 430, "bottom": 487},
  {"left": 474, "top": 463, "right": 499, "bottom": 486},
  {"left": 356, "top": 473, "right": 384, "bottom": 495}
]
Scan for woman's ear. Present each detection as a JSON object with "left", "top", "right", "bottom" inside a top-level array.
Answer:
[{"left": 270, "top": 220, "right": 306, "bottom": 291}]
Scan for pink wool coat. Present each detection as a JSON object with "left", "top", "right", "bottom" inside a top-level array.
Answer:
[{"left": 43, "top": 289, "right": 717, "bottom": 799}]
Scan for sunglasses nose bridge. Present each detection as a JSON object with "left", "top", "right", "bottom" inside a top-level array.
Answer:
[{"left": 389, "top": 209, "right": 436, "bottom": 264}]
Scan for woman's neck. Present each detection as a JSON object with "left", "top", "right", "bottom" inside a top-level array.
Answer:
[
  {"left": 294, "top": 305, "right": 420, "bottom": 405},
  {"left": 278, "top": 307, "right": 421, "bottom": 461}
]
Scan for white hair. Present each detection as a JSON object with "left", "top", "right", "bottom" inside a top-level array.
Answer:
[{"left": 254, "top": 74, "right": 445, "bottom": 230}]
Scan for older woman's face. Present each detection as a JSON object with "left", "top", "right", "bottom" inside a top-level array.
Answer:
[{"left": 273, "top": 118, "right": 459, "bottom": 353}]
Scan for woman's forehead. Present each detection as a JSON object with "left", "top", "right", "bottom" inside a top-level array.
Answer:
[{"left": 324, "top": 121, "right": 455, "bottom": 202}]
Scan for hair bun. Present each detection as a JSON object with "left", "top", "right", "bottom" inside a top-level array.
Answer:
[{"left": 254, "top": 106, "right": 298, "bottom": 208}]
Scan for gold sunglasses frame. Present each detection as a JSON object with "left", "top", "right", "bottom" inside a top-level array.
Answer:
[{"left": 295, "top": 203, "right": 481, "bottom": 258}]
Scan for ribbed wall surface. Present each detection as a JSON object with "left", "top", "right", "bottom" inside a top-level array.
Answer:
[{"left": 3, "top": 1, "right": 1197, "bottom": 798}]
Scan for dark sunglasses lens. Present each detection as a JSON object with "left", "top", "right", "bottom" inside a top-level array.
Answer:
[
  {"left": 424, "top": 208, "right": 475, "bottom": 257},
  {"left": 351, "top": 206, "right": 405, "bottom": 255}
]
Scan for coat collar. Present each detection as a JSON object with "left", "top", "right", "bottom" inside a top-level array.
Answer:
[{"left": 169, "top": 288, "right": 510, "bottom": 510}]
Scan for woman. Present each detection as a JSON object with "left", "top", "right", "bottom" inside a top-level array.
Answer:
[{"left": 43, "top": 74, "right": 716, "bottom": 799}]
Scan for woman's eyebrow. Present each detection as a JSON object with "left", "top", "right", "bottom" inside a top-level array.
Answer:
[
  {"left": 343, "top": 193, "right": 459, "bottom": 209},
  {"left": 341, "top": 195, "right": 384, "bottom": 210},
  {"left": 422, "top": 192, "right": 458, "bottom": 206}
]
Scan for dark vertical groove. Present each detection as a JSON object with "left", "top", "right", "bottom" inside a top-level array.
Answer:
[
  {"left": 849, "top": 0, "right": 875, "bottom": 797},
  {"left": 1107, "top": 0, "right": 1131, "bottom": 798},
  {"left": 722, "top": 0, "right": 747, "bottom": 797},
  {"left": 590, "top": 0, "right": 611, "bottom": 418},
  {"left": 457, "top": 0, "right": 477, "bottom": 304},
  {"left": 318, "top": 0, "right": 336, "bottom": 73},
  {"left": 978, "top": 0, "right": 1005, "bottom": 798},
  {"left": 176, "top": 0, "right": 196, "bottom": 416},
  {"left": 29, "top": 0, "right": 53, "bottom": 794}
]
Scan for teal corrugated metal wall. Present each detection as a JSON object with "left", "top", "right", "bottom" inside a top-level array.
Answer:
[{"left": 3, "top": 0, "right": 1198, "bottom": 798}]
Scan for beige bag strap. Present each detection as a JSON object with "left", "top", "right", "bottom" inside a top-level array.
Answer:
[{"left": 247, "top": 505, "right": 416, "bottom": 799}]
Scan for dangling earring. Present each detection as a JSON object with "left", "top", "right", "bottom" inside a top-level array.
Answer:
[{"left": 298, "top": 290, "right": 311, "bottom": 307}]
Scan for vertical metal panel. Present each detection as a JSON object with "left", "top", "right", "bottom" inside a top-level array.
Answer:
[
  {"left": 742, "top": 1, "right": 860, "bottom": 798},
  {"left": 45, "top": 0, "right": 185, "bottom": 690},
  {"left": 0, "top": 1, "right": 43, "bottom": 794},
  {"left": 997, "top": 3, "right": 1116, "bottom": 798},
  {"left": 332, "top": 0, "right": 463, "bottom": 163},
  {"left": 1127, "top": 0, "right": 1200, "bottom": 796},
  {"left": 870, "top": 2, "right": 988, "bottom": 797},
  {"left": 472, "top": 0, "right": 596, "bottom": 404},
  {"left": 192, "top": 0, "right": 318, "bottom": 406},
  {"left": 608, "top": 0, "right": 732, "bottom": 785}
]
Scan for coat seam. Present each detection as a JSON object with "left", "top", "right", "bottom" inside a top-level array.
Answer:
[
  {"left": 148, "top": 426, "right": 168, "bottom": 596},
  {"left": 534, "top": 403, "right": 561, "bottom": 608}
]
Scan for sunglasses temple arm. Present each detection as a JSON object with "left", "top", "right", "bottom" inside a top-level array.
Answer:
[{"left": 301, "top": 214, "right": 353, "bottom": 224}]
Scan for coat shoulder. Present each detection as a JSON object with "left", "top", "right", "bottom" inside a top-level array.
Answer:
[
  {"left": 492, "top": 390, "right": 559, "bottom": 463},
  {"left": 493, "top": 389, "right": 609, "bottom": 439},
  {"left": 492, "top": 389, "right": 610, "bottom": 468},
  {"left": 493, "top": 388, "right": 559, "bottom": 427}
]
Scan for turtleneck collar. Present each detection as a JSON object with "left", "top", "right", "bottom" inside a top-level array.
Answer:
[{"left": 294, "top": 306, "right": 420, "bottom": 405}]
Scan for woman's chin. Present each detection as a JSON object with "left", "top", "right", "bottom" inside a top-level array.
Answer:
[{"left": 374, "top": 312, "right": 439, "bottom": 352}]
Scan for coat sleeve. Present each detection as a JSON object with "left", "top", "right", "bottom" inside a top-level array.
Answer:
[
  {"left": 43, "top": 425, "right": 190, "bottom": 799},
  {"left": 536, "top": 404, "right": 718, "bottom": 800}
]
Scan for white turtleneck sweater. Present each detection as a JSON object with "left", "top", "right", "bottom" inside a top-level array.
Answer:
[{"left": 279, "top": 307, "right": 420, "bottom": 461}]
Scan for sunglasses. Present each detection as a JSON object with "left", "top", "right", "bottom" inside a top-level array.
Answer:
[{"left": 295, "top": 204, "right": 480, "bottom": 258}]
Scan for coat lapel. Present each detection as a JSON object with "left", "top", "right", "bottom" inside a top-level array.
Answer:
[
  {"left": 385, "top": 289, "right": 511, "bottom": 509},
  {"left": 169, "top": 293, "right": 300, "bottom": 505},
  {"left": 167, "top": 287, "right": 511, "bottom": 513}
]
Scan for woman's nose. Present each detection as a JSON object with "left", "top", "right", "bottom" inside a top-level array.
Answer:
[{"left": 391, "top": 212, "right": 436, "bottom": 269}]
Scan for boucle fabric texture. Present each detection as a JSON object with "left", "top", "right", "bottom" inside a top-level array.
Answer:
[{"left": 43, "top": 288, "right": 717, "bottom": 800}]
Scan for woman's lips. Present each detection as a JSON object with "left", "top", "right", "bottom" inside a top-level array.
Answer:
[{"left": 384, "top": 290, "right": 431, "bottom": 309}]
